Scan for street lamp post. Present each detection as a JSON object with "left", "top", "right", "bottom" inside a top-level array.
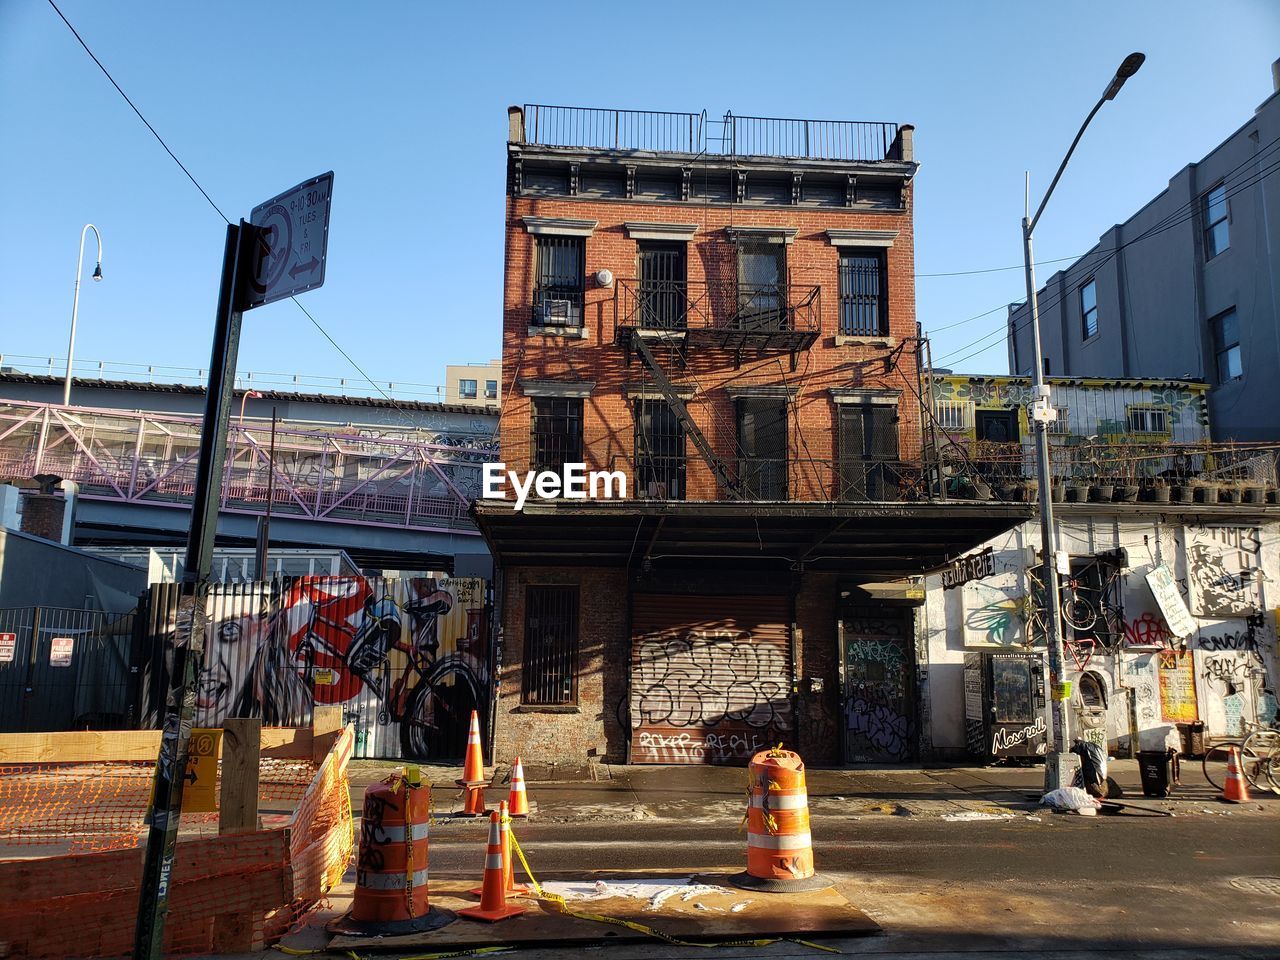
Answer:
[
  {"left": 1022, "top": 53, "right": 1144, "bottom": 792},
  {"left": 64, "top": 224, "right": 104, "bottom": 406}
]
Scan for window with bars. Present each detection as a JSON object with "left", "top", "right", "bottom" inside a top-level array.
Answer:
[
  {"left": 1204, "top": 183, "right": 1229, "bottom": 259},
  {"left": 634, "top": 399, "right": 685, "bottom": 499},
  {"left": 838, "top": 250, "right": 888, "bottom": 336},
  {"left": 1126, "top": 405, "right": 1170, "bottom": 435},
  {"left": 533, "top": 236, "right": 585, "bottom": 327},
  {"left": 736, "top": 238, "right": 787, "bottom": 331},
  {"left": 736, "top": 397, "right": 788, "bottom": 499},
  {"left": 933, "top": 400, "right": 973, "bottom": 432},
  {"left": 637, "top": 241, "right": 687, "bottom": 329},
  {"left": 837, "top": 402, "right": 899, "bottom": 501},
  {"left": 531, "top": 397, "right": 583, "bottom": 472},
  {"left": 521, "top": 586, "right": 579, "bottom": 706}
]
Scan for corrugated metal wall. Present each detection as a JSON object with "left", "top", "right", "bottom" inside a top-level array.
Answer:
[
  {"left": 140, "top": 576, "right": 493, "bottom": 762},
  {"left": 630, "top": 593, "right": 791, "bottom": 765}
]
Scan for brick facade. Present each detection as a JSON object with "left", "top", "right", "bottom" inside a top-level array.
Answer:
[
  {"left": 19, "top": 492, "right": 66, "bottom": 542},
  {"left": 500, "top": 195, "right": 921, "bottom": 497}
]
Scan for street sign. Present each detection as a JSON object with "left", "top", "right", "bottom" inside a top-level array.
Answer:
[
  {"left": 50, "top": 637, "right": 74, "bottom": 667},
  {"left": 0, "top": 633, "right": 14, "bottom": 663},
  {"left": 246, "top": 171, "right": 334, "bottom": 309},
  {"left": 184, "top": 728, "right": 222, "bottom": 813}
]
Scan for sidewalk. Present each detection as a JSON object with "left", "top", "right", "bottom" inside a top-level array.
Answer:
[{"left": 347, "top": 758, "right": 1279, "bottom": 822}]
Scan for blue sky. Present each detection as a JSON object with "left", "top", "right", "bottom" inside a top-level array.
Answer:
[{"left": 1, "top": 1, "right": 1276, "bottom": 395}]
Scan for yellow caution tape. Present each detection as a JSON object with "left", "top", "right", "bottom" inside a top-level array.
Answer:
[{"left": 506, "top": 823, "right": 839, "bottom": 954}]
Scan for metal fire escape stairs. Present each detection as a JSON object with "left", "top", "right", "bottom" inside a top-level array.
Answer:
[{"left": 625, "top": 332, "right": 744, "bottom": 500}]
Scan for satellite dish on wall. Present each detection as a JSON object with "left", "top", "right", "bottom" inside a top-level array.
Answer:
[{"left": 595, "top": 268, "right": 614, "bottom": 288}]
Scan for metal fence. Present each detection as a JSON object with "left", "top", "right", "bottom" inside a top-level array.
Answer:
[
  {"left": 520, "top": 105, "right": 902, "bottom": 162},
  {"left": 0, "top": 605, "right": 140, "bottom": 732}
]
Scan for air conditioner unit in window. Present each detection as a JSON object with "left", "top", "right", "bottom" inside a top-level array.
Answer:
[{"left": 541, "top": 299, "right": 573, "bottom": 325}]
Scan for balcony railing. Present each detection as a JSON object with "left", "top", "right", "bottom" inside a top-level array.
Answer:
[
  {"left": 520, "top": 105, "right": 904, "bottom": 162},
  {"left": 615, "top": 279, "right": 821, "bottom": 339}
]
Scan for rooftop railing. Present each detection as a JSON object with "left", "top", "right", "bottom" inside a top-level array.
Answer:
[{"left": 519, "top": 105, "right": 905, "bottom": 162}]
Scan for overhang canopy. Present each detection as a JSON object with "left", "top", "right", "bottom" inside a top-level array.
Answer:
[{"left": 472, "top": 500, "right": 1034, "bottom": 576}]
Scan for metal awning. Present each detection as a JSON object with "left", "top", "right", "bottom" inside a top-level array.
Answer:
[{"left": 472, "top": 499, "right": 1034, "bottom": 576}]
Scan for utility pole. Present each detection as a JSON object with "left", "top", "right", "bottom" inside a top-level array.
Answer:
[
  {"left": 1020, "top": 53, "right": 1144, "bottom": 792},
  {"left": 254, "top": 406, "right": 277, "bottom": 581}
]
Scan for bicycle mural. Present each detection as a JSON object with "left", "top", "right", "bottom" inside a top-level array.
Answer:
[{"left": 146, "top": 576, "right": 491, "bottom": 761}]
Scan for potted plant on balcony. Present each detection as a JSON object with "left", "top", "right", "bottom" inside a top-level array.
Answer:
[
  {"left": 1147, "top": 477, "right": 1172, "bottom": 503},
  {"left": 1192, "top": 477, "right": 1220, "bottom": 504},
  {"left": 1219, "top": 480, "right": 1244, "bottom": 504},
  {"left": 1171, "top": 477, "right": 1194, "bottom": 504},
  {"left": 1090, "top": 474, "right": 1115, "bottom": 503},
  {"left": 1241, "top": 480, "right": 1266, "bottom": 504}
]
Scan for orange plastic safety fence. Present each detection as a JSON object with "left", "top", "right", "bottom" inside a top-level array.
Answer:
[{"left": 0, "top": 728, "right": 354, "bottom": 959}]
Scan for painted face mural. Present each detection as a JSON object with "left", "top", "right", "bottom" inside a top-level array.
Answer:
[{"left": 182, "top": 576, "right": 490, "bottom": 760}]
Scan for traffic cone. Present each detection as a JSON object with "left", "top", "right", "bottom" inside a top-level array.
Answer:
[
  {"left": 455, "top": 710, "right": 488, "bottom": 817},
  {"left": 470, "top": 801, "right": 528, "bottom": 897},
  {"left": 1221, "top": 746, "right": 1251, "bottom": 803},
  {"left": 507, "top": 756, "right": 530, "bottom": 818},
  {"left": 457, "top": 810, "right": 526, "bottom": 923}
]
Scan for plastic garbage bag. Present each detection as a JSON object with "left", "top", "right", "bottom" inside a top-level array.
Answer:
[
  {"left": 1040, "top": 786, "right": 1102, "bottom": 812},
  {"left": 1072, "top": 740, "right": 1108, "bottom": 796}
]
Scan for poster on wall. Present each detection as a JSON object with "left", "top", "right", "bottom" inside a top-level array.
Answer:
[
  {"left": 0, "top": 633, "right": 15, "bottom": 664},
  {"left": 1157, "top": 651, "right": 1198, "bottom": 723},
  {"left": 1144, "top": 564, "right": 1196, "bottom": 638},
  {"left": 1185, "top": 526, "right": 1262, "bottom": 619}
]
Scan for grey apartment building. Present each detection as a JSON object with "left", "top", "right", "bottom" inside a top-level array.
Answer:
[{"left": 1008, "top": 62, "right": 1280, "bottom": 442}]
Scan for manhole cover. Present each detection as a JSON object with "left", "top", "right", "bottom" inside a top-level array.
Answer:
[{"left": 1230, "top": 876, "right": 1280, "bottom": 896}]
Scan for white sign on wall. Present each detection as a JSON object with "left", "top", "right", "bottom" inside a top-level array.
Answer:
[{"left": 1144, "top": 564, "right": 1196, "bottom": 638}]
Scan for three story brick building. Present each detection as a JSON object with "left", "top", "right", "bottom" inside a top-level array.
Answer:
[{"left": 474, "top": 105, "right": 1030, "bottom": 768}]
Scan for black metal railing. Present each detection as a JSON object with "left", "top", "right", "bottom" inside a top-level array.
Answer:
[
  {"left": 520, "top": 105, "right": 903, "bottom": 162},
  {"left": 834, "top": 459, "right": 925, "bottom": 503},
  {"left": 616, "top": 279, "right": 821, "bottom": 335},
  {"left": 727, "top": 115, "right": 901, "bottom": 162},
  {"left": 523, "top": 104, "right": 703, "bottom": 153}
]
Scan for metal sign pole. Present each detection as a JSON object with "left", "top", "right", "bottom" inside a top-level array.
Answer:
[{"left": 133, "top": 220, "right": 255, "bottom": 960}]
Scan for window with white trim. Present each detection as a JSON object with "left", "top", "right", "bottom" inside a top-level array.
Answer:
[{"left": 1126, "top": 405, "right": 1170, "bottom": 435}]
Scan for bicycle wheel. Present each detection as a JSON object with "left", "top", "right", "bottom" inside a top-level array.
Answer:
[
  {"left": 1240, "top": 732, "right": 1280, "bottom": 793},
  {"left": 1062, "top": 595, "right": 1098, "bottom": 632},
  {"left": 1202, "top": 741, "right": 1242, "bottom": 791}
]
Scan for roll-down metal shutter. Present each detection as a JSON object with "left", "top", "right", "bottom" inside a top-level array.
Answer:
[{"left": 630, "top": 593, "right": 791, "bottom": 765}]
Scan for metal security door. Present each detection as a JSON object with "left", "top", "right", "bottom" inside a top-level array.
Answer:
[
  {"left": 638, "top": 241, "right": 686, "bottom": 329},
  {"left": 841, "top": 607, "right": 916, "bottom": 762},
  {"left": 630, "top": 593, "right": 791, "bottom": 765}
]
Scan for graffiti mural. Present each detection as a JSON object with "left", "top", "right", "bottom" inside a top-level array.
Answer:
[
  {"left": 150, "top": 576, "right": 491, "bottom": 761},
  {"left": 630, "top": 631, "right": 792, "bottom": 765},
  {"left": 1185, "top": 526, "right": 1263, "bottom": 618},
  {"left": 843, "top": 616, "right": 915, "bottom": 762}
]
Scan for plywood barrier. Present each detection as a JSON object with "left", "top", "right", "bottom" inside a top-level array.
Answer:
[{"left": 0, "top": 725, "right": 354, "bottom": 958}]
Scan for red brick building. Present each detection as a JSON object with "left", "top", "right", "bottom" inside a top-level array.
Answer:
[{"left": 475, "top": 105, "right": 1028, "bottom": 769}]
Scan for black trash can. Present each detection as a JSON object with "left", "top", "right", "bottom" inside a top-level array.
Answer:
[{"left": 1138, "top": 748, "right": 1180, "bottom": 798}]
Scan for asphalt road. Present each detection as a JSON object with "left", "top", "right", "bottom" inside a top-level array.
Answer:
[{"left": 407, "top": 812, "right": 1280, "bottom": 959}]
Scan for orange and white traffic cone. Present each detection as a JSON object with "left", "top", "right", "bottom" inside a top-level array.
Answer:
[
  {"left": 470, "top": 801, "right": 528, "bottom": 897},
  {"left": 507, "top": 756, "right": 530, "bottom": 818},
  {"left": 455, "top": 710, "right": 488, "bottom": 817},
  {"left": 730, "top": 747, "right": 831, "bottom": 893},
  {"left": 1221, "top": 746, "right": 1251, "bottom": 803},
  {"left": 457, "top": 810, "right": 526, "bottom": 923}
]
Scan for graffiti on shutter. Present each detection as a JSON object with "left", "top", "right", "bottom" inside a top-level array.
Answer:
[{"left": 630, "top": 594, "right": 791, "bottom": 765}]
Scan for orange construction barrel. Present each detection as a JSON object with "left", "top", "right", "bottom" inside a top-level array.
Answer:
[
  {"left": 729, "top": 747, "right": 831, "bottom": 892},
  {"left": 329, "top": 767, "right": 455, "bottom": 935}
]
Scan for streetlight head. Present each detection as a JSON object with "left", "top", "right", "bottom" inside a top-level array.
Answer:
[
  {"left": 1103, "top": 52, "right": 1146, "bottom": 100},
  {"left": 91, "top": 263, "right": 103, "bottom": 282}
]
